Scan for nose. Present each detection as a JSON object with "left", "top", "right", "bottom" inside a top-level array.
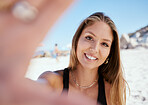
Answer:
[{"left": 89, "top": 42, "right": 99, "bottom": 53}]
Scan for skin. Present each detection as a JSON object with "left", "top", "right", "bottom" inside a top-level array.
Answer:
[
  {"left": 0, "top": 0, "right": 100, "bottom": 105},
  {"left": 0, "top": 0, "right": 74, "bottom": 79},
  {"left": 39, "top": 21, "right": 113, "bottom": 104}
]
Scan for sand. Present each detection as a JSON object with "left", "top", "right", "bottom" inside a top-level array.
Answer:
[{"left": 26, "top": 48, "right": 148, "bottom": 105}]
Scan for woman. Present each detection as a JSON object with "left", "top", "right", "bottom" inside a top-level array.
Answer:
[{"left": 38, "top": 12, "right": 127, "bottom": 105}]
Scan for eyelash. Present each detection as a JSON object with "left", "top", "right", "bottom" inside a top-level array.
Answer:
[
  {"left": 102, "top": 43, "right": 109, "bottom": 47},
  {"left": 85, "top": 36, "right": 93, "bottom": 41},
  {"left": 85, "top": 36, "right": 109, "bottom": 47}
]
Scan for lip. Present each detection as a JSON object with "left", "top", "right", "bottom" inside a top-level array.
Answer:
[{"left": 84, "top": 53, "right": 98, "bottom": 61}]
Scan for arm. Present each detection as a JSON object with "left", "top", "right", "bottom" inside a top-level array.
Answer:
[
  {"left": 0, "top": 0, "right": 73, "bottom": 104},
  {"left": 37, "top": 71, "right": 63, "bottom": 93}
]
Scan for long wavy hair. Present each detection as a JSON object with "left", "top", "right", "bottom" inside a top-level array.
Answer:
[{"left": 68, "top": 12, "right": 127, "bottom": 105}]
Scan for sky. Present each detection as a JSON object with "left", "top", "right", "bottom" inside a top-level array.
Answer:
[{"left": 37, "top": 0, "right": 148, "bottom": 51}]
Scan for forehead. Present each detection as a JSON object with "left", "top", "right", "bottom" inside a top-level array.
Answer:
[{"left": 81, "top": 21, "right": 113, "bottom": 41}]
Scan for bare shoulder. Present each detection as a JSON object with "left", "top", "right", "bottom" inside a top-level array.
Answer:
[
  {"left": 104, "top": 80, "right": 111, "bottom": 105},
  {"left": 104, "top": 80, "right": 111, "bottom": 90},
  {"left": 38, "top": 70, "right": 64, "bottom": 91},
  {"left": 104, "top": 80, "right": 111, "bottom": 96},
  {"left": 38, "top": 70, "right": 63, "bottom": 79}
]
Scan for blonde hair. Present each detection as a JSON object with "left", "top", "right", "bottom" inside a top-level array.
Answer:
[{"left": 69, "top": 12, "right": 127, "bottom": 105}]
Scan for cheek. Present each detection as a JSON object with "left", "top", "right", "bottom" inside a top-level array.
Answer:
[
  {"left": 76, "top": 39, "right": 89, "bottom": 60},
  {"left": 101, "top": 48, "right": 111, "bottom": 59},
  {"left": 77, "top": 39, "right": 89, "bottom": 51},
  {"left": 78, "top": 38, "right": 90, "bottom": 50}
]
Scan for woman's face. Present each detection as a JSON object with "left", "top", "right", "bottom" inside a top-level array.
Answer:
[{"left": 76, "top": 21, "right": 113, "bottom": 70}]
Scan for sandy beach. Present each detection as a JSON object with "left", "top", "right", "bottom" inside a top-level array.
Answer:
[
  {"left": 26, "top": 48, "right": 148, "bottom": 105},
  {"left": 120, "top": 48, "right": 148, "bottom": 105}
]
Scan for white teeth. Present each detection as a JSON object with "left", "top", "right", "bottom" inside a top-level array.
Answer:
[{"left": 85, "top": 54, "right": 97, "bottom": 60}]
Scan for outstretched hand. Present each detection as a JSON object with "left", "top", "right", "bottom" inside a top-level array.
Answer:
[{"left": 0, "top": 0, "right": 101, "bottom": 105}]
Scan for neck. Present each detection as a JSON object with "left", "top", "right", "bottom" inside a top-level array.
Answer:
[{"left": 72, "top": 64, "right": 98, "bottom": 88}]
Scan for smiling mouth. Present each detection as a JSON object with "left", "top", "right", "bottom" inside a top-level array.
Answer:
[{"left": 84, "top": 53, "right": 98, "bottom": 60}]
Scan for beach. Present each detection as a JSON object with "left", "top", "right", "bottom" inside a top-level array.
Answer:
[
  {"left": 121, "top": 48, "right": 148, "bottom": 105},
  {"left": 26, "top": 48, "right": 148, "bottom": 105}
]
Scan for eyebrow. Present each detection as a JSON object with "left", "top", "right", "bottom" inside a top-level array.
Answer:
[
  {"left": 85, "top": 31, "right": 112, "bottom": 43},
  {"left": 102, "top": 39, "right": 112, "bottom": 43},
  {"left": 85, "top": 31, "right": 96, "bottom": 37}
]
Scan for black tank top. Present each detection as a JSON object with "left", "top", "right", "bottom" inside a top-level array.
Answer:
[{"left": 63, "top": 68, "right": 107, "bottom": 105}]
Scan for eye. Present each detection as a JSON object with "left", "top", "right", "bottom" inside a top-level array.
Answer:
[
  {"left": 85, "top": 36, "right": 93, "bottom": 41},
  {"left": 102, "top": 42, "right": 109, "bottom": 47}
]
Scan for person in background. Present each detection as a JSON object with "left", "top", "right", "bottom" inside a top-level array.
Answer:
[
  {"left": 54, "top": 43, "right": 60, "bottom": 61},
  {"left": 0, "top": 0, "right": 100, "bottom": 105},
  {"left": 38, "top": 12, "right": 128, "bottom": 105}
]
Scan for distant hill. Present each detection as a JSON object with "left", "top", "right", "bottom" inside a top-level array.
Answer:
[{"left": 120, "top": 25, "right": 148, "bottom": 49}]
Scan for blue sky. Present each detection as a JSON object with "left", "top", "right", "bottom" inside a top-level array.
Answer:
[{"left": 38, "top": 0, "right": 148, "bottom": 51}]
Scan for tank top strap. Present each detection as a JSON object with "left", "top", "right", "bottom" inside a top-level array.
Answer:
[
  {"left": 62, "top": 68, "right": 69, "bottom": 91},
  {"left": 97, "top": 71, "right": 107, "bottom": 105},
  {"left": 62, "top": 68, "right": 107, "bottom": 105}
]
